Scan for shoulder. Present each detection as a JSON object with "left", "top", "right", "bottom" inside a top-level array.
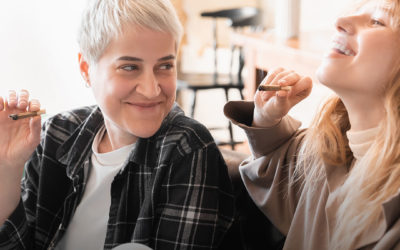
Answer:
[
  {"left": 46, "top": 105, "right": 96, "bottom": 124},
  {"left": 156, "top": 104, "right": 217, "bottom": 155},
  {"left": 42, "top": 105, "right": 99, "bottom": 140}
]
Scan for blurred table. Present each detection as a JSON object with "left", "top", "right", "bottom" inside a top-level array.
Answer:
[{"left": 231, "top": 30, "right": 332, "bottom": 100}]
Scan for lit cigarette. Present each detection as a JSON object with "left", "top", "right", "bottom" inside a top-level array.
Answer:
[
  {"left": 9, "top": 109, "right": 46, "bottom": 120},
  {"left": 258, "top": 85, "right": 292, "bottom": 91}
]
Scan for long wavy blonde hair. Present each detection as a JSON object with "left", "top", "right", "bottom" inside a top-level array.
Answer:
[{"left": 297, "top": 0, "right": 400, "bottom": 249}]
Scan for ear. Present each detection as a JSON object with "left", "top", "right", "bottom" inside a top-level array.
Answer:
[{"left": 78, "top": 53, "right": 91, "bottom": 87}]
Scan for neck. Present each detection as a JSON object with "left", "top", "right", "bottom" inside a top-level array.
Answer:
[
  {"left": 340, "top": 94, "right": 384, "bottom": 132},
  {"left": 98, "top": 121, "right": 137, "bottom": 153}
]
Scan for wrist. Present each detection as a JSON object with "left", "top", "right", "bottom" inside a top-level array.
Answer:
[
  {"left": 252, "top": 111, "right": 281, "bottom": 128},
  {"left": 0, "top": 163, "right": 24, "bottom": 200},
  {"left": 0, "top": 172, "right": 22, "bottom": 225}
]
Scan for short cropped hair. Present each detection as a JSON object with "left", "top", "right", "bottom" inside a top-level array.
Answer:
[{"left": 78, "top": 0, "right": 183, "bottom": 63}]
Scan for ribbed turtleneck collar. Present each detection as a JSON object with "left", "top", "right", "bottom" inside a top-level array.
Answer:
[{"left": 346, "top": 127, "right": 379, "bottom": 160}]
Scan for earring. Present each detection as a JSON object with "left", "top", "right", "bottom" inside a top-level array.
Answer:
[{"left": 82, "top": 73, "right": 90, "bottom": 88}]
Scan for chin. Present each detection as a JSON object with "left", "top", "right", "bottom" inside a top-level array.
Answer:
[
  {"left": 316, "top": 65, "right": 328, "bottom": 86},
  {"left": 129, "top": 124, "right": 162, "bottom": 139},
  {"left": 316, "top": 64, "right": 338, "bottom": 89}
]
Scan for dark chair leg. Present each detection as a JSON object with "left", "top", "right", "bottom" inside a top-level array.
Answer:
[
  {"left": 224, "top": 89, "right": 235, "bottom": 150},
  {"left": 228, "top": 121, "right": 235, "bottom": 150},
  {"left": 224, "top": 88, "right": 229, "bottom": 103},
  {"left": 239, "top": 89, "right": 244, "bottom": 100},
  {"left": 238, "top": 47, "right": 245, "bottom": 101},
  {"left": 191, "top": 89, "right": 197, "bottom": 118}
]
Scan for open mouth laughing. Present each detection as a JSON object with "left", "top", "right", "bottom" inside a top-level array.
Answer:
[{"left": 331, "top": 39, "right": 356, "bottom": 56}]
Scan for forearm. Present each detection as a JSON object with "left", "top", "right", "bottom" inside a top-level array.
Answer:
[
  {"left": 0, "top": 164, "right": 24, "bottom": 226},
  {"left": 239, "top": 129, "right": 306, "bottom": 235},
  {"left": 224, "top": 101, "right": 301, "bottom": 157}
]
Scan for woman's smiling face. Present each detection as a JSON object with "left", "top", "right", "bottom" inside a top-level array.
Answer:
[
  {"left": 81, "top": 25, "right": 177, "bottom": 145},
  {"left": 317, "top": 1, "right": 400, "bottom": 97}
]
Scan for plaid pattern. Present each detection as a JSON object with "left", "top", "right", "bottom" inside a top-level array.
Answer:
[{"left": 0, "top": 104, "right": 235, "bottom": 250}]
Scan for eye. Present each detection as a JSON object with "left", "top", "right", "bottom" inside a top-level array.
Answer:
[
  {"left": 120, "top": 65, "right": 139, "bottom": 71},
  {"left": 159, "top": 63, "right": 174, "bottom": 70},
  {"left": 371, "top": 18, "right": 385, "bottom": 26}
]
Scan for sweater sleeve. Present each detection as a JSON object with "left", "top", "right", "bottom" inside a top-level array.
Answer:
[
  {"left": 373, "top": 216, "right": 400, "bottom": 249},
  {"left": 224, "top": 100, "right": 305, "bottom": 235}
]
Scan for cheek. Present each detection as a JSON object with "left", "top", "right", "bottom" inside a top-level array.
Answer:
[
  {"left": 360, "top": 33, "right": 399, "bottom": 70},
  {"left": 361, "top": 48, "right": 398, "bottom": 86},
  {"left": 160, "top": 78, "right": 177, "bottom": 100},
  {"left": 91, "top": 76, "right": 129, "bottom": 108}
]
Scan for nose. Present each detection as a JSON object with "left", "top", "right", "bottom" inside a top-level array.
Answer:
[
  {"left": 135, "top": 69, "right": 161, "bottom": 98},
  {"left": 335, "top": 15, "right": 357, "bottom": 35}
]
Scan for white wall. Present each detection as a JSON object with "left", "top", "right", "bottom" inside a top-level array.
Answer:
[
  {"left": 300, "top": 0, "right": 348, "bottom": 31},
  {"left": 259, "top": 0, "right": 348, "bottom": 31},
  {"left": 0, "top": 0, "right": 94, "bottom": 116}
]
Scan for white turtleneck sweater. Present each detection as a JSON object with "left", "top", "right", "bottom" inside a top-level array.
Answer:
[{"left": 346, "top": 127, "right": 379, "bottom": 161}]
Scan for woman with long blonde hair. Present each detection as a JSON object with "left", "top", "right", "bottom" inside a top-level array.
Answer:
[{"left": 224, "top": 0, "right": 400, "bottom": 249}]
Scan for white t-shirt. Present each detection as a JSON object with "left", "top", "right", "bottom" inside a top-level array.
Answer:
[{"left": 56, "top": 126, "right": 135, "bottom": 250}]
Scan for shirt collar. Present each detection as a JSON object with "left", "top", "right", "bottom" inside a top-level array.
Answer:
[
  {"left": 56, "top": 103, "right": 185, "bottom": 177},
  {"left": 56, "top": 106, "right": 104, "bottom": 178},
  {"left": 126, "top": 103, "right": 184, "bottom": 164}
]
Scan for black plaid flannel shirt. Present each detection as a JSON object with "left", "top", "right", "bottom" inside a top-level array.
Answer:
[{"left": 0, "top": 104, "right": 235, "bottom": 250}]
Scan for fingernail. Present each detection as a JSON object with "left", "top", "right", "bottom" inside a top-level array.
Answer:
[
  {"left": 18, "top": 100, "right": 27, "bottom": 106},
  {"left": 278, "top": 79, "right": 286, "bottom": 84}
]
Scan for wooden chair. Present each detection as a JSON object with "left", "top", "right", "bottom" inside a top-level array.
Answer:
[{"left": 177, "top": 7, "right": 262, "bottom": 150}]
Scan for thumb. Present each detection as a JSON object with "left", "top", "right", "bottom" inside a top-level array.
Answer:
[{"left": 29, "top": 116, "right": 42, "bottom": 147}]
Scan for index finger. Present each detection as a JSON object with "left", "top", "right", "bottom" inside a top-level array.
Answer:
[
  {"left": 7, "top": 90, "right": 17, "bottom": 109},
  {"left": 278, "top": 72, "right": 301, "bottom": 87},
  {"left": 17, "top": 89, "right": 30, "bottom": 110},
  {"left": 288, "top": 76, "right": 313, "bottom": 103},
  {"left": 29, "top": 99, "right": 41, "bottom": 112},
  {"left": 259, "top": 68, "right": 285, "bottom": 86}
]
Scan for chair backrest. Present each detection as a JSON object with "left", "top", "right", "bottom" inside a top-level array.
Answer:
[
  {"left": 201, "top": 7, "right": 260, "bottom": 23},
  {"left": 229, "top": 11, "right": 262, "bottom": 81},
  {"left": 200, "top": 7, "right": 262, "bottom": 79},
  {"left": 230, "top": 12, "right": 262, "bottom": 30}
]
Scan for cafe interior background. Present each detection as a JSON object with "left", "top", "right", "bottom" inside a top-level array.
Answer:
[{"left": 0, "top": 0, "right": 349, "bottom": 153}]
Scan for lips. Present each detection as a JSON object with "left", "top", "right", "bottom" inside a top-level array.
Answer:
[
  {"left": 331, "top": 39, "right": 356, "bottom": 56},
  {"left": 127, "top": 101, "right": 161, "bottom": 108}
]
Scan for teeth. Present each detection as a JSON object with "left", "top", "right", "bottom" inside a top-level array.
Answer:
[{"left": 332, "top": 42, "right": 355, "bottom": 56}]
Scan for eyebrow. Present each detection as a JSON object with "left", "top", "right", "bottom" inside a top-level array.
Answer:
[{"left": 117, "top": 55, "right": 175, "bottom": 62}]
